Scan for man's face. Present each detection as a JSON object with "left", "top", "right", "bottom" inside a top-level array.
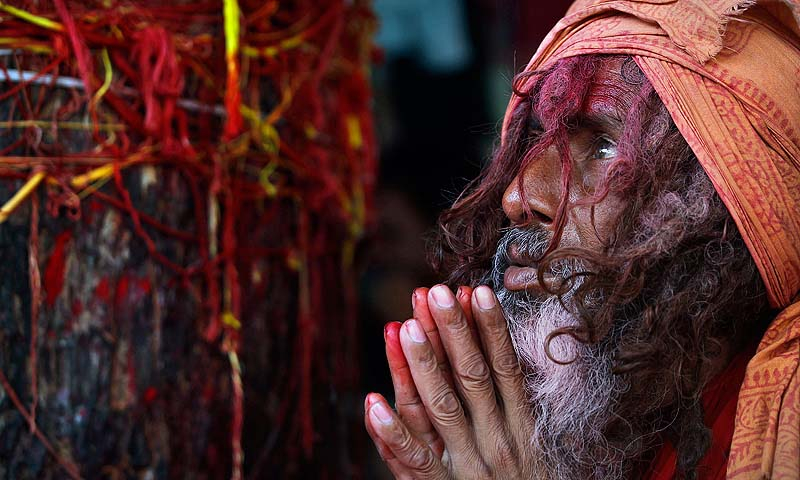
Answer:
[
  {"left": 484, "top": 57, "right": 651, "bottom": 479},
  {"left": 499, "top": 57, "right": 638, "bottom": 294}
]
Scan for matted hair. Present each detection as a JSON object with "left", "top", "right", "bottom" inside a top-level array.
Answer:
[{"left": 430, "top": 55, "right": 773, "bottom": 476}]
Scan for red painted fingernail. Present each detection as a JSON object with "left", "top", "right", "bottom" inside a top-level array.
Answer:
[
  {"left": 405, "top": 319, "right": 426, "bottom": 343},
  {"left": 411, "top": 290, "right": 417, "bottom": 310},
  {"left": 385, "top": 322, "right": 401, "bottom": 341},
  {"left": 370, "top": 401, "right": 393, "bottom": 425},
  {"left": 431, "top": 285, "right": 454, "bottom": 308},
  {"left": 475, "top": 286, "right": 495, "bottom": 310},
  {"left": 366, "top": 393, "right": 378, "bottom": 409}
]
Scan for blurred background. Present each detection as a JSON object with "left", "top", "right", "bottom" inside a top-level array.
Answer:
[
  {"left": 361, "top": 1, "right": 572, "bottom": 477},
  {"left": 0, "top": 1, "right": 574, "bottom": 478}
]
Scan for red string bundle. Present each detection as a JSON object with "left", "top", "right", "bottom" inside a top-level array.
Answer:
[{"left": 0, "top": 1, "right": 376, "bottom": 478}]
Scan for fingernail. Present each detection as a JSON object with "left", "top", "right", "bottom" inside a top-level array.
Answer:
[
  {"left": 475, "top": 286, "right": 495, "bottom": 310},
  {"left": 383, "top": 323, "right": 391, "bottom": 339},
  {"left": 431, "top": 285, "right": 454, "bottom": 308},
  {"left": 411, "top": 290, "right": 417, "bottom": 310},
  {"left": 405, "top": 319, "right": 426, "bottom": 343},
  {"left": 366, "top": 393, "right": 379, "bottom": 409},
  {"left": 370, "top": 401, "right": 393, "bottom": 425}
]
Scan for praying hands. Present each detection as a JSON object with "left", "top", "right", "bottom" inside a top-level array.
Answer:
[{"left": 365, "top": 285, "right": 536, "bottom": 479}]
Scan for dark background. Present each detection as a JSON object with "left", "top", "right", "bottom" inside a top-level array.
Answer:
[{"left": 361, "top": 1, "right": 573, "bottom": 477}]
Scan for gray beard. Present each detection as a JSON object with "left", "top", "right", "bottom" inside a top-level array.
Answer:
[{"left": 483, "top": 228, "right": 632, "bottom": 480}]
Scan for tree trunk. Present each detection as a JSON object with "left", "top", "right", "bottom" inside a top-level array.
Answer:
[{"left": 0, "top": 1, "right": 376, "bottom": 478}]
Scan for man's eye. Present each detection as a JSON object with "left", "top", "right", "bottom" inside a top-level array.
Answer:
[{"left": 592, "top": 136, "right": 617, "bottom": 160}]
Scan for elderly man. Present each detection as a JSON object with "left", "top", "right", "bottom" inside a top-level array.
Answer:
[{"left": 365, "top": 1, "right": 800, "bottom": 479}]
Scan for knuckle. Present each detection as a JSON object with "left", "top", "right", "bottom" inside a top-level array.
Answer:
[
  {"left": 418, "top": 428, "right": 439, "bottom": 444},
  {"left": 406, "top": 444, "right": 438, "bottom": 473},
  {"left": 437, "top": 360, "right": 451, "bottom": 373},
  {"left": 411, "top": 345, "right": 438, "bottom": 371},
  {"left": 458, "top": 355, "right": 492, "bottom": 392},
  {"left": 395, "top": 397, "right": 424, "bottom": 409},
  {"left": 487, "top": 320, "right": 510, "bottom": 339},
  {"left": 430, "top": 389, "right": 463, "bottom": 425},
  {"left": 391, "top": 423, "right": 417, "bottom": 453},
  {"left": 492, "top": 352, "right": 522, "bottom": 380},
  {"left": 443, "top": 313, "right": 469, "bottom": 333}
]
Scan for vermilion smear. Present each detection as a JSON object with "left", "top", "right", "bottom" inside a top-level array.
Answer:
[{"left": 43, "top": 230, "right": 72, "bottom": 307}]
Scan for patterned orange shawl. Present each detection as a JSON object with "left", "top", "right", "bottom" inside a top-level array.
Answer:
[{"left": 504, "top": 1, "right": 800, "bottom": 478}]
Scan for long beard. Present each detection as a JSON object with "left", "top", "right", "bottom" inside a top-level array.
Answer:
[{"left": 484, "top": 228, "right": 633, "bottom": 480}]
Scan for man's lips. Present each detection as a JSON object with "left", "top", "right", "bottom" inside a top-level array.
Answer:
[
  {"left": 503, "top": 244, "right": 554, "bottom": 292},
  {"left": 503, "top": 265, "right": 555, "bottom": 292}
]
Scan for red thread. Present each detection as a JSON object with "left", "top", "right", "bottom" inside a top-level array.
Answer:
[
  {"left": 0, "top": 1, "right": 378, "bottom": 476},
  {"left": 43, "top": 230, "right": 72, "bottom": 308}
]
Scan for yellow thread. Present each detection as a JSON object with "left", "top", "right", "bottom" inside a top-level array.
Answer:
[
  {"left": 0, "top": 120, "right": 126, "bottom": 132},
  {"left": 259, "top": 124, "right": 280, "bottom": 154},
  {"left": 241, "top": 105, "right": 281, "bottom": 153},
  {"left": 0, "top": 4, "right": 63, "bottom": 31},
  {"left": 287, "top": 250, "right": 302, "bottom": 271},
  {"left": 242, "top": 45, "right": 278, "bottom": 57},
  {"left": 0, "top": 38, "right": 52, "bottom": 54},
  {"left": 69, "top": 164, "right": 115, "bottom": 189},
  {"left": 258, "top": 161, "right": 279, "bottom": 197},
  {"left": 0, "top": 171, "right": 45, "bottom": 224},
  {"left": 304, "top": 123, "right": 318, "bottom": 139},
  {"left": 280, "top": 35, "right": 303, "bottom": 50},
  {"left": 222, "top": 311, "right": 241, "bottom": 330},
  {"left": 342, "top": 184, "right": 365, "bottom": 269},
  {"left": 91, "top": 48, "right": 113, "bottom": 108},
  {"left": 223, "top": 0, "right": 241, "bottom": 61},
  {"left": 109, "top": 25, "right": 124, "bottom": 41},
  {"left": 228, "top": 348, "right": 242, "bottom": 375},
  {"left": 77, "top": 175, "right": 112, "bottom": 199},
  {"left": 241, "top": 39, "right": 305, "bottom": 58},
  {"left": 346, "top": 115, "right": 362, "bottom": 149},
  {"left": 69, "top": 153, "right": 146, "bottom": 189},
  {"left": 265, "top": 83, "right": 296, "bottom": 125}
]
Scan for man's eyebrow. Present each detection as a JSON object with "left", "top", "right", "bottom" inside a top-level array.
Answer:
[{"left": 574, "top": 105, "right": 624, "bottom": 132}]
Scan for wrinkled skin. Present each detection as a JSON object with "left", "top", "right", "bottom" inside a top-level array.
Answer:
[
  {"left": 365, "top": 58, "right": 642, "bottom": 478},
  {"left": 365, "top": 285, "right": 536, "bottom": 479}
]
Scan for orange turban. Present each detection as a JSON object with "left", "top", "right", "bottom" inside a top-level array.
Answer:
[{"left": 503, "top": 1, "right": 800, "bottom": 478}]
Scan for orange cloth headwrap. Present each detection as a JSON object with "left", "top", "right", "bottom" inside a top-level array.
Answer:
[{"left": 504, "top": 1, "right": 800, "bottom": 478}]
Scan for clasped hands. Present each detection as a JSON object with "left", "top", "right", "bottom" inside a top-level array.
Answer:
[{"left": 365, "top": 285, "right": 536, "bottom": 479}]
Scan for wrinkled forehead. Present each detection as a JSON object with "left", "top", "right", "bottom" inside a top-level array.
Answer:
[
  {"left": 583, "top": 57, "right": 645, "bottom": 119},
  {"left": 511, "top": 55, "right": 648, "bottom": 133}
]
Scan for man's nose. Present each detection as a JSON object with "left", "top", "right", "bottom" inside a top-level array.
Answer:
[{"left": 501, "top": 146, "right": 561, "bottom": 228}]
